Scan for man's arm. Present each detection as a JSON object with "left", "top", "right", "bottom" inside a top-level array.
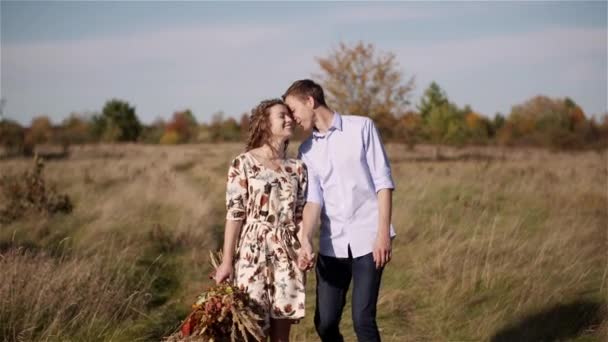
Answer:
[
  {"left": 364, "top": 118, "right": 395, "bottom": 269},
  {"left": 373, "top": 189, "right": 393, "bottom": 269},
  {"left": 298, "top": 201, "right": 321, "bottom": 271},
  {"left": 300, "top": 202, "right": 321, "bottom": 242}
]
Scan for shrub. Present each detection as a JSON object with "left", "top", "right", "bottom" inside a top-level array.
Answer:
[{"left": 0, "top": 156, "right": 73, "bottom": 223}]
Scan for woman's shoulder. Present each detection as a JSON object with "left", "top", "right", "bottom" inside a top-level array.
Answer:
[
  {"left": 229, "top": 152, "right": 251, "bottom": 168},
  {"left": 286, "top": 157, "right": 304, "bottom": 166},
  {"left": 286, "top": 158, "right": 308, "bottom": 174}
]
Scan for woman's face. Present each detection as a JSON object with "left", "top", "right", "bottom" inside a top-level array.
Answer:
[{"left": 268, "top": 104, "right": 295, "bottom": 140}]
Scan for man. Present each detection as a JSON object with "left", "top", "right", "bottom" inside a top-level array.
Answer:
[{"left": 283, "top": 79, "right": 395, "bottom": 342}]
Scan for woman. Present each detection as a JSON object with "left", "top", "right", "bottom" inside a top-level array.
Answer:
[{"left": 214, "top": 98, "right": 308, "bottom": 342}]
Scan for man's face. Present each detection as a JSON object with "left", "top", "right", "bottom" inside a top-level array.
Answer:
[{"left": 285, "top": 95, "right": 314, "bottom": 131}]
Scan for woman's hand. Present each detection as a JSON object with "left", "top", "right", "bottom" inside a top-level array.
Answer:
[
  {"left": 213, "top": 261, "right": 234, "bottom": 284},
  {"left": 297, "top": 239, "right": 315, "bottom": 271}
]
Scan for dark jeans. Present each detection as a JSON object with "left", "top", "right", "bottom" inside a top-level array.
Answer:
[{"left": 314, "top": 247, "right": 384, "bottom": 342}]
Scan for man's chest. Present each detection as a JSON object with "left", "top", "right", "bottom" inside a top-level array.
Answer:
[{"left": 307, "top": 132, "right": 366, "bottom": 178}]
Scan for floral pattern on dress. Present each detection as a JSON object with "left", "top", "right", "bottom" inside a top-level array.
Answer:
[{"left": 225, "top": 152, "right": 308, "bottom": 321}]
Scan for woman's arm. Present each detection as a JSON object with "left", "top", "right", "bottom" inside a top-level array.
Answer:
[
  {"left": 297, "top": 202, "right": 321, "bottom": 271},
  {"left": 216, "top": 155, "right": 248, "bottom": 283},
  {"left": 214, "top": 219, "right": 244, "bottom": 284},
  {"left": 221, "top": 219, "right": 244, "bottom": 264}
]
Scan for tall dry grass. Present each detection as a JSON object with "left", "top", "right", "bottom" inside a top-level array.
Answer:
[
  {"left": 0, "top": 241, "right": 152, "bottom": 341},
  {"left": 0, "top": 143, "right": 606, "bottom": 341},
  {"left": 291, "top": 145, "right": 608, "bottom": 341}
]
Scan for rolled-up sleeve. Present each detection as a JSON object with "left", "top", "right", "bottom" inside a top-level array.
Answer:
[
  {"left": 295, "top": 161, "right": 309, "bottom": 223},
  {"left": 364, "top": 119, "right": 395, "bottom": 192}
]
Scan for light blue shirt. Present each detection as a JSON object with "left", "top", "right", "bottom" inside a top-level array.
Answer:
[{"left": 298, "top": 112, "right": 396, "bottom": 258}]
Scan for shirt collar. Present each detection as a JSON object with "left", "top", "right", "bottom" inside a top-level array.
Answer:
[{"left": 312, "top": 112, "right": 342, "bottom": 139}]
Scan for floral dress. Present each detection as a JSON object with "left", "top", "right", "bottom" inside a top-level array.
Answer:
[{"left": 225, "top": 152, "right": 308, "bottom": 322}]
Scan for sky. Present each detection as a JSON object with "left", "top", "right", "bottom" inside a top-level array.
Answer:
[{"left": 1, "top": 1, "right": 607, "bottom": 126}]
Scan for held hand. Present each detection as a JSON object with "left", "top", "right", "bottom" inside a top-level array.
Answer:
[
  {"left": 297, "top": 239, "right": 316, "bottom": 271},
  {"left": 372, "top": 233, "right": 392, "bottom": 269},
  {"left": 213, "top": 262, "right": 234, "bottom": 284}
]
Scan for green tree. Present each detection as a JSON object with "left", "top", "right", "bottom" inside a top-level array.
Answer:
[
  {"left": 418, "top": 82, "right": 449, "bottom": 120},
  {"left": 425, "top": 103, "right": 466, "bottom": 158},
  {"left": 492, "top": 113, "right": 506, "bottom": 136},
  {"left": 315, "top": 41, "right": 415, "bottom": 118},
  {"left": 92, "top": 99, "right": 142, "bottom": 142}
]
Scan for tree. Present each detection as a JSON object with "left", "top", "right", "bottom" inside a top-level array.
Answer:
[
  {"left": 396, "top": 111, "right": 423, "bottom": 149},
  {"left": 140, "top": 118, "right": 166, "bottom": 144},
  {"left": 425, "top": 103, "right": 467, "bottom": 158},
  {"left": 160, "top": 130, "right": 180, "bottom": 145},
  {"left": 315, "top": 41, "right": 415, "bottom": 118},
  {"left": 505, "top": 95, "right": 589, "bottom": 148},
  {"left": 25, "top": 116, "right": 54, "bottom": 147},
  {"left": 418, "top": 82, "right": 449, "bottom": 120},
  {"left": 374, "top": 111, "right": 399, "bottom": 142},
  {"left": 164, "top": 109, "right": 198, "bottom": 143},
  {"left": 464, "top": 111, "right": 491, "bottom": 144},
  {"left": 205, "top": 111, "right": 241, "bottom": 142},
  {"left": 92, "top": 99, "right": 142, "bottom": 142},
  {"left": 492, "top": 113, "right": 506, "bottom": 137},
  {"left": 239, "top": 113, "right": 250, "bottom": 140},
  {"left": 59, "top": 113, "right": 92, "bottom": 145},
  {"left": 0, "top": 119, "right": 25, "bottom": 155}
]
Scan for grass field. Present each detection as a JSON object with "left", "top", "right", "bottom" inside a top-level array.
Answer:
[{"left": 1, "top": 143, "right": 606, "bottom": 341}]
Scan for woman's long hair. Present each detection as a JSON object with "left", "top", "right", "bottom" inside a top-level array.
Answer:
[{"left": 245, "top": 99, "right": 289, "bottom": 156}]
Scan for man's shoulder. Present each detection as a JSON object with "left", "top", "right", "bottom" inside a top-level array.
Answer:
[
  {"left": 297, "top": 135, "right": 315, "bottom": 157},
  {"left": 341, "top": 114, "right": 372, "bottom": 129}
]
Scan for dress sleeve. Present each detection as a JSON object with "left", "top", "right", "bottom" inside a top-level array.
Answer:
[
  {"left": 295, "top": 161, "right": 309, "bottom": 224},
  {"left": 225, "top": 155, "right": 248, "bottom": 220}
]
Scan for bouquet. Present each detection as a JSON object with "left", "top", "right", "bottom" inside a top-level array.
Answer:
[{"left": 164, "top": 251, "right": 266, "bottom": 342}]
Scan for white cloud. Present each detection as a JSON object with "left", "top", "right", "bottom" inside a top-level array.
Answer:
[
  {"left": 2, "top": 22, "right": 327, "bottom": 123},
  {"left": 3, "top": 16, "right": 606, "bottom": 124},
  {"left": 4, "top": 24, "right": 286, "bottom": 72},
  {"left": 394, "top": 27, "right": 607, "bottom": 75}
]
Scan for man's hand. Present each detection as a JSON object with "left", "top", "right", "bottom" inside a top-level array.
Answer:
[
  {"left": 297, "top": 239, "right": 316, "bottom": 271},
  {"left": 372, "top": 233, "right": 392, "bottom": 269}
]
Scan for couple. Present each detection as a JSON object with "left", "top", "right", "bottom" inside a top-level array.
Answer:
[{"left": 214, "top": 79, "right": 396, "bottom": 342}]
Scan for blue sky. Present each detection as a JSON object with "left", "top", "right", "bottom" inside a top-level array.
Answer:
[{"left": 2, "top": 1, "right": 606, "bottom": 125}]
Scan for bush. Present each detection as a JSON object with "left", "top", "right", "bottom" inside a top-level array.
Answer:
[
  {"left": 0, "top": 156, "right": 73, "bottom": 223},
  {"left": 160, "top": 130, "right": 181, "bottom": 145}
]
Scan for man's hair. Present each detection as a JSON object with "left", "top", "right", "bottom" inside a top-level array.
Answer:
[{"left": 282, "top": 79, "right": 328, "bottom": 108}]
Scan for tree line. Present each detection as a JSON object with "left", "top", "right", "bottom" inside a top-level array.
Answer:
[{"left": 1, "top": 42, "right": 607, "bottom": 156}]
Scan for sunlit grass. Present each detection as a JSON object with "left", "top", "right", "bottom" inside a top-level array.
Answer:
[{"left": 0, "top": 143, "right": 606, "bottom": 341}]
